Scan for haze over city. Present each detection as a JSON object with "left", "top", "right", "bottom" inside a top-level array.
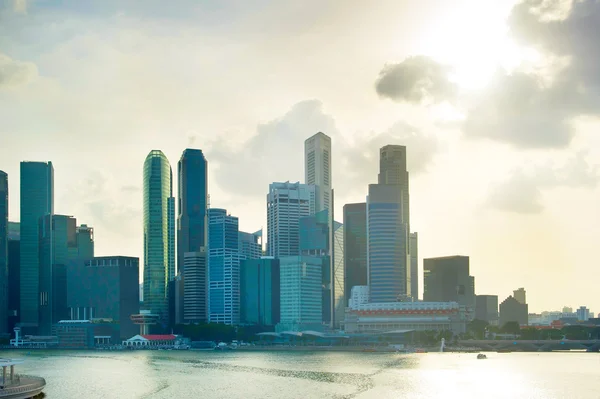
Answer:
[{"left": 1, "top": 0, "right": 599, "bottom": 315}]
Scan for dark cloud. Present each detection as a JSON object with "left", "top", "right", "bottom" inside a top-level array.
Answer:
[
  {"left": 0, "top": 52, "right": 37, "bottom": 88},
  {"left": 207, "top": 100, "right": 441, "bottom": 200},
  {"left": 465, "top": 0, "right": 600, "bottom": 148},
  {"left": 487, "top": 152, "right": 599, "bottom": 213},
  {"left": 375, "top": 56, "right": 457, "bottom": 104}
]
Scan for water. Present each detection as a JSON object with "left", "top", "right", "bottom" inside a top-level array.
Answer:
[{"left": 1, "top": 350, "right": 598, "bottom": 398}]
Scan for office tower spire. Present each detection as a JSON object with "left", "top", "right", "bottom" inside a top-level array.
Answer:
[
  {"left": 0, "top": 171, "right": 7, "bottom": 334},
  {"left": 143, "top": 150, "right": 174, "bottom": 326},
  {"left": 20, "top": 161, "right": 54, "bottom": 333},
  {"left": 305, "top": 132, "right": 332, "bottom": 212}
]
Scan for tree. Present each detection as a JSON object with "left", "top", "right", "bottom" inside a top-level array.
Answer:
[
  {"left": 501, "top": 321, "right": 521, "bottom": 335},
  {"left": 519, "top": 327, "right": 539, "bottom": 340},
  {"left": 468, "top": 319, "right": 490, "bottom": 339}
]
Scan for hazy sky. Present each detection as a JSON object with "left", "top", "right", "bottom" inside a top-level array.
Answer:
[{"left": 1, "top": 0, "right": 599, "bottom": 313}]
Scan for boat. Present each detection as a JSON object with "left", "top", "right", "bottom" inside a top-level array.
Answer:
[
  {"left": 0, "top": 358, "right": 46, "bottom": 399},
  {"left": 477, "top": 353, "right": 487, "bottom": 359}
]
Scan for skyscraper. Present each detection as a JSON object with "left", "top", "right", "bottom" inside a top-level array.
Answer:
[
  {"left": 378, "top": 145, "right": 409, "bottom": 227},
  {"left": 409, "top": 232, "right": 419, "bottom": 300},
  {"left": 20, "top": 161, "right": 54, "bottom": 332},
  {"left": 208, "top": 208, "right": 242, "bottom": 325},
  {"left": 177, "top": 149, "right": 208, "bottom": 273},
  {"left": 143, "top": 150, "right": 174, "bottom": 326},
  {"left": 183, "top": 250, "right": 208, "bottom": 323},
  {"left": 267, "top": 182, "right": 316, "bottom": 258},
  {"left": 475, "top": 295, "right": 499, "bottom": 325},
  {"left": 0, "top": 171, "right": 7, "bottom": 333},
  {"left": 332, "top": 221, "right": 344, "bottom": 326},
  {"left": 423, "top": 255, "right": 475, "bottom": 310},
  {"left": 240, "top": 257, "right": 280, "bottom": 326},
  {"left": 304, "top": 132, "right": 332, "bottom": 213},
  {"left": 7, "top": 223, "right": 20, "bottom": 332},
  {"left": 343, "top": 203, "right": 367, "bottom": 305},
  {"left": 239, "top": 230, "right": 262, "bottom": 260},
  {"left": 76, "top": 224, "right": 95, "bottom": 260}
]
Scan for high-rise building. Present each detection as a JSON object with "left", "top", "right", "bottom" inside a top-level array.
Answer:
[
  {"left": 576, "top": 306, "right": 590, "bottom": 321},
  {"left": 177, "top": 149, "right": 208, "bottom": 273},
  {"left": 513, "top": 288, "right": 526, "bottom": 305},
  {"left": 0, "top": 171, "right": 7, "bottom": 334},
  {"left": 76, "top": 225, "right": 95, "bottom": 260},
  {"left": 475, "top": 295, "right": 499, "bottom": 325},
  {"left": 240, "top": 257, "right": 280, "bottom": 326},
  {"left": 208, "top": 208, "right": 242, "bottom": 325},
  {"left": 367, "top": 184, "right": 410, "bottom": 302},
  {"left": 423, "top": 256, "right": 475, "bottom": 310},
  {"left": 277, "top": 256, "right": 323, "bottom": 332},
  {"left": 20, "top": 161, "right": 54, "bottom": 333},
  {"left": 7, "top": 224, "right": 20, "bottom": 332},
  {"left": 332, "top": 221, "right": 344, "bottom": 326},
  {"left": 409, "top": 232, "right": 418, "bottom": 300},
  {"left": 143, "top": 150, "right": 174, "bottom": 326},
  {"left": 499, "top": 295, "right": 528, "bottom": 327},
  {"left": 67, "top": 256, "right": 140, "bottom": 339},
  {"left": 239, "top": 230, "right": 262, "bottom": 260},
  {"left": 343, "top": 203, "right": 367, "bottom": 305},
  {"left": 267, "top": 182, "right": 316, "bottom": 258},
  {"left": 304, "top": 132, "right": 332, "bottom": 213},
  {"left": 378, "top": 145, "right": 409, "bottom": 226},
  {"left": 39, "top": 214, "right": 78, "bottom": 334},
  {"left": 183, "top": 250, "right": 208, "bottom": 323}
]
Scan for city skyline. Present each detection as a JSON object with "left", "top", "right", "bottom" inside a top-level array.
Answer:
[{"left": 1, "top": 0, "right": 600, "bottom": 313}]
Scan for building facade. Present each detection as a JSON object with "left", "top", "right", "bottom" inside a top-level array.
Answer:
[
  {"left": 0, "top": 171, "right": 7, "bottom": 334},
  {"left": 177, "top": 149, "right": 208, "bottom": 274},
  {"left": 499, "top": 296, "right": 528, "bottom": 327},
  {"left": 343, "top": 203, "right": 367, "bottom": 306},
  {"left": 183, "top": 250, "right": 208, "bottom": 323},
  {"left": 304, "top": 132, "right": 332, "bottom": 213},
  {"left": 513, "top": 288, "right": 526, "bottom": 305},
  {"left": 332, "top": 221, "right": 344, "bottom": 326},
  {"left": 423, "top": 256, "right": 475, "bottom": 310},
  {"left": 378, "top": 145, "right": 410, "bottom": 226},
  {"left": 208, "top": 208, "right": 242, "bottom": 325},
  {"left": 277, "top": 256, "right": 323, "bottom": 331},
  {"left": 20, "top": 161, "right": 54, "bottom": 333},
  {"left": 409, "top": 232, "right": 418, "bottom": 300},
  {"left": 367, "top": 184, "right": 410, "bottom": 302},
  {"left": 240, "top": 257, "right": 280, "bottom": 326},
  {"left": 7, "top": 226, "right": 20, "bottom": 332},
  {"left": 143, "top": 150, "right": 175, "bottom": 326},
  {"left": 239, "top": 230, "right": 262, "bottom": 260},
  {"left": 267, "top": 182, "right": 315, "bottom": 258},
  {"left": 475, "top": 295, "right": 499, "bottom": 325}
]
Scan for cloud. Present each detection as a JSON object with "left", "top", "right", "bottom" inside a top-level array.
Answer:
[
  {"left": 464, "top": 0, "right": 600, "bottom": 148},
  {"left": 12, "top": 0, "right": 28, "bottom": 14},
  {"left": 375, "top": 56, "right": 457, "bottom": 104},
  {"left": 486, "top": 152, "right": 599, "bottom": 213},
  {"left": 0, "top": 52, "right": 38, "bottom": 88},
  {"left": 207, "top": 100, "right": 441, "bottom": 200}
]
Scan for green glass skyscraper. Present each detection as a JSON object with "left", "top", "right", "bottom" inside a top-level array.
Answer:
[
  {"left": 0, "top": 171, "right": 8, "bottom": 334},
  {"left": 143, "top": 150, "right": 175, "bottom": 326},
  {"left": 20, "top": 161, "right": 54, "bottom": 333}
]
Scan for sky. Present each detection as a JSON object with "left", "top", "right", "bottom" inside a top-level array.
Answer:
[{"left": 1, "top": 0, "right": 599, "bottom": 313}]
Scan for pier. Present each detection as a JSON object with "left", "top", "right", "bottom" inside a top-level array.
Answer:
[{"left": 0, "top": 359, "right": 46, "bottom": 399}]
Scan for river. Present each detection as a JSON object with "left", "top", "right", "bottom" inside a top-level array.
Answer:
[{"left": 1, "top": 350, "right": 598, "bottom": 398}]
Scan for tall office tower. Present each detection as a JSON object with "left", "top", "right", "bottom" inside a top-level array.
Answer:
[
  {"left": 409, "top": 232, "right": 418, "bottom": 300},
  {"left": 277, "top": 256, "right": 323, "bottom": 332},
  {"left": 378, "top": 145, "right": 409, "bottom": 226},
  {"left": 423, "top": 256, "right": 475, "bottom": 309},
  {"left": 240, "top": 257, "right": 280, "bottom": 326},
  {"left": 343, "top": 203, "right": 367, "bottom": 305},
  {"left": 366, "top": 184, "right": 410, "bottom": 302},
  {"left": 332, "top": 221, "right": 344, "bottom": 326},
  {"left": 304, "top": 132, "right": 332, "bottom": 213},
  {"left": 39, "top": 214, "right": 78, "bottom": 334},
  {"left": 7, "top": 222, "right": 20, "bottom": 332},
  {"left": 143, "top": 150, "right": 174, "bottom": 326},
  {"left": 76, "top": 225, "right": 95, "bottom": 260},
  {"left": 183, "top": 250, "right": 207, "bottom": 323},
  {"left": 239, "top": 230, "right": 262, "bottom": 260},
  {"left": 177, "top": 149, "right": 208, "bottom": 274},
  {"left": 168, "top": 196, "right": 175, "bottom": 280},
  {"left": 513, "top": 288, "right": 526, "bottom": 305},
  {"left": 475, "top": 295, "right": 499, "bottom": 325},
  {"left": 208, "top": 208, "right": 242, "bottom": 325},
  {"left": 20, "top": 161, "right": 54, "bottom": 333},
  {"left": 0, "top": 171, "right": 7, "bottom": 333},
  {"left": 267, "top": 182, "right": 316, "bottom": 257}
]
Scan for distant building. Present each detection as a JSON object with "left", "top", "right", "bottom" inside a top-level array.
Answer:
[
  {"left": 7, "top": 227, "right": 20, "bottom": 331},
  {"left": 240, "top": 257, "right": 280, "bottom": 326},
  {"left": 348, "top": 286, "right": 369, "bottom": 309},
  {"left": 52, "top": 320, "right": 120, "bottom": 349},
  {"left": 67, "top": 256, "right": 140, "bottom": 339},
  {"left": 277, "top": 256, "right": 323, "bottom": 332},
  {"left": 143, "top": 150, "right": 175, "bottom": 326},
  {"left": 304, "top": 132, "right": 332, "bottom": 213},
  {"left": 183, "top": 250, "right": 208, "bottom": 323},
  {"left": 343, "top": 203, "right": 367, "bottom": 305},
  {"left": 239, "top": 230, "right": 262, "bottom": 260},
  {"left": 267, "top": 182, "right": 316, "bottom": 258},
  {"left": 0, "top": 170, "right": 7, "bottom": 334},
  {"left": 576, "top": 306, "right": 590, "bottom": 321},
  {"left": 475, "top": 295, "right": 499, "bottom": 325},
  {"left": 409, "top": 232, "right": 418, "bottom": 300},
  {"left": 208, "top": 208, "right": 242, "bottom": 325},
  {"left": 499, "top": 295, "right": 528, "bottom": 327},
  {"left": 423, "top": 256, "right": 475, "bottom": 312},
  {"left": 20, "top": 161, "right": 54, "bottom": 333},
  {"left": 76, "top": 225, "right": 95, "bottom": 260},
  {"left": 513, "top": 288, "right": 526, "bottom": 305},
  {"left": 332, "top": 221, "right": 344, "bottom": 327}
]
